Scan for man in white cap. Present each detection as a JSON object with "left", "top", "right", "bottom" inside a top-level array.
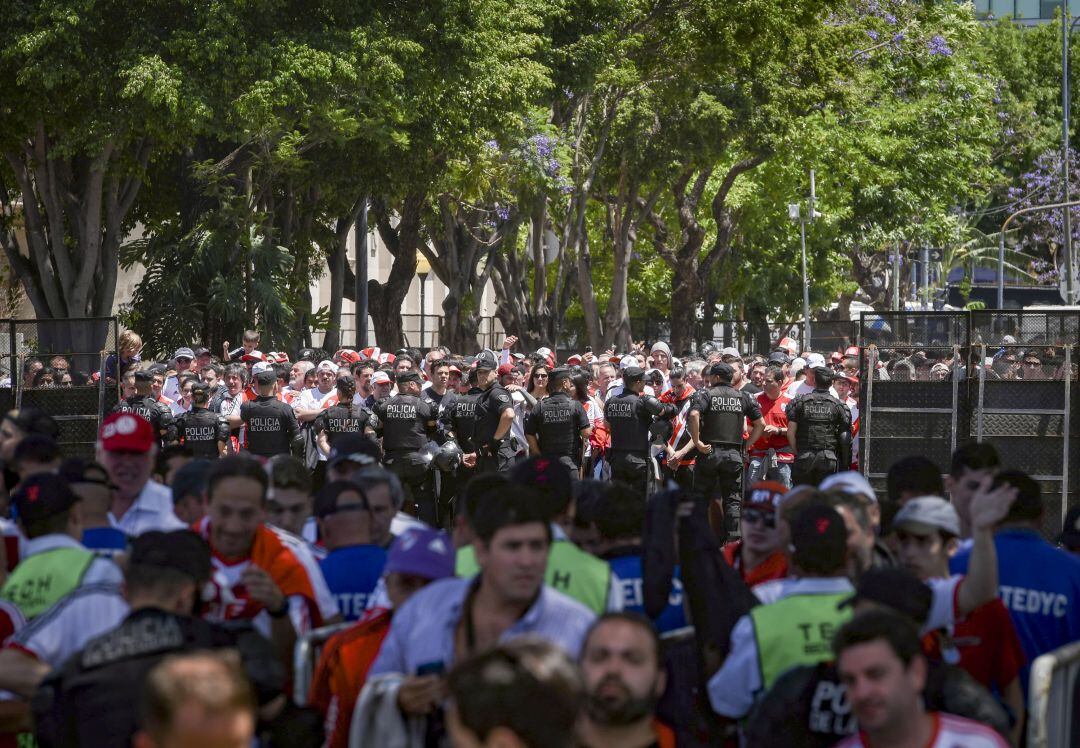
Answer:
[
  {"left": 788, "top": 353, "right": 838, "bottom": 399},
  {"left": 295, "top": 361, "right": 340, "bottom": 422}
]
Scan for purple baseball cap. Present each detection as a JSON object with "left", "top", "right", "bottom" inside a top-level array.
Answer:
[{"left": 384, "top": 528, "right": 455, "bottom": 581}]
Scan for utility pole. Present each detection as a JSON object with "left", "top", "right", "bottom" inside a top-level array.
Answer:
[
  {"left": 892, "top": 243, "right": 901, "bottom": 311},
  {"left": 789, "top": 171, "right": 817, "bottom": 352},
  {"left": 1065, "top": 11, "right": 1077, "bottom": 304}
]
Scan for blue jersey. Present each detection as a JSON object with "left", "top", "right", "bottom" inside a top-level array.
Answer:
[
  {"left": 950, "top": 529, "right": 1080, "bottom": 694},
  {"left": 318, "top": 544, "right": 387, "bottom": 622},
  {"left": 607, "top": 551, "right": 687, "bottom": 634},
  {"left": 82, "top": 527, "right": 129, "bottom": 556}
]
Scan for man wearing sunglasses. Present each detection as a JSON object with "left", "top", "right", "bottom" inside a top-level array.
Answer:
[
  {"left": 314, "top": 481, "right": 386, "bottom": 622},
  {"left": 721, "top": 481, "right": 789, "bottom": 586}
]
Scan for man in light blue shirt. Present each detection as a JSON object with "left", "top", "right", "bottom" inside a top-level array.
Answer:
[{"left": 370, "top": 485, "right": 595, "bottom": 713}]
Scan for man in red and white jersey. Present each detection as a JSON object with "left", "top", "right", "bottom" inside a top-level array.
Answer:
[
  {"left": 659, "top": 367, "right": 697, "bottom": 490},
  {"left": 747, "top": 367, "right": 793, "bottom": 487},
  {"left": 834, "top": 373, "right": 860, "bottom": 470},
  {"left": 281, "top": 360, "right": 315, "bottom": 406},
  {"left": 833, "top": 609, "right": 1008, "bottom": 748},
  {"left": 193, "top": 456, "right": 338, "bottom": 664}
]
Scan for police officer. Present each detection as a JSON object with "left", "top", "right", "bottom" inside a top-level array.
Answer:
[
  {"left": 604, "top": 366, "right": 676, "bottom": 494},
  {"left": 687, "top": 362, "right": 765, "bottom": 540},
  {"left": 31, "top": 530, "right": 282, "bottom": 748},
  {"left": 240, "top": 369, "right": 300, "bottom": 459},
  {"left": 472, "top": 350, "right": 518, "bottom": 473},
  {"left": 525, "top": 367, "right": 591, "bottom": 478},
  {"left": 437, "top": 367, "right": 483, "bottom": 518},
  {"left": 313, "top": 374, "right": 374, "bottom": 458},
  {"left": 175, "top": 382, "right": 229, "bottom": 458},
  {"left": 112, "top": 369, "right": 176, "bottom": 446},
  {"left": 370, "top": 370, "right": 440, "bottom": 523},
  {"left": 786, "top": 366, "right": 852, "bottom": 486}
]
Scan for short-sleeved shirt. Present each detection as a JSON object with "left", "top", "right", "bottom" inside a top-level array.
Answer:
[
  {"left": 318, "top": 545, "right": 387, "bottom": 622},
  {"left": 835, "top": 712, "right": 1008, "bottom": 747}
]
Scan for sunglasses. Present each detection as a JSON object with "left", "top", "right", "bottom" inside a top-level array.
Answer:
[
  {"left": 534, "top": 373, "right": 549, "bottom": 379},
  {"left": 1023, "top": 361, "right": 1041, "bottom": 367},
  {"left": 742, "top": 508, "right": 776, "bottom": 528}
]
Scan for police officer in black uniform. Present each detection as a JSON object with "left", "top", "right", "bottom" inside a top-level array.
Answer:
[
  {"left": 175, "top": 382, "right": 229, "bottom": 458},
  {"left": 31, "top": 530, "right": 283, "bottom": 748},
  {"left": 472, "top": 350, "right": 518, "bottom": 474},
  {"left": 525, "top": 367, "right": 592, "bottom": 478},
  {"left": 436, "top": 367, "right": 483, "bottom": 518},
  {"left": 786, "top": 366, "right": 852, "bottom": 486},
  {"left": 313, "top": 374, "right": 374, "bottom": 458},
  {"left": 604, "top": 366, "right": 676, "bottom": 495},
  {"left": 240, "top": 369, "right": 300, "bottom": 458},
  {"left": 112, "top": 369, "right": 176, "bottom": 447},
  {"left": 370, "top": 370, "right": 440, "bottom": 523},
  {"left": 687, "top": 362, "right": 765, "bottom": 540}
]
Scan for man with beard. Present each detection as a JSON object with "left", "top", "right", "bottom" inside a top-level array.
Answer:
[{"left": 578, "top": 613, "right": 673, "bottom": 748}]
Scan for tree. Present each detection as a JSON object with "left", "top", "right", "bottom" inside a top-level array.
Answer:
[{"left": 0, "top": 1, "right": 199, "bottom": 354}]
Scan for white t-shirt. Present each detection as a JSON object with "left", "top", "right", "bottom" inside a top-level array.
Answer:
[
  {"left": 835, "top": 712, "right": 1008, "bottom": 747},
  {"left": 296, "top": 386, "right": 338, "bottom": 412}
]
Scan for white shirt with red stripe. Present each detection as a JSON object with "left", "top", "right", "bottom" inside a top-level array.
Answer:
[
  {"left": 835, "top": 712, "right": 1008, "bottom": 747},
  {"left": 195, "top": 520, "right": 338, "bottom": 639}
]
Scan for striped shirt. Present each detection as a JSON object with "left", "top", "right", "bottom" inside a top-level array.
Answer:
[
  {"left": 370, "top": 576, "right": 595, "bottom": 676},
  {"left": 836, "top": 712, "right": 1008, "bottom": 747},
  {"left": 8, "top": 582, "right": 129, "bottom": 667}
]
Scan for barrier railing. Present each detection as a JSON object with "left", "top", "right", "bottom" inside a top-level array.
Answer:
[
  {"left": 293, "top": 621, "right": 352, "bottom": 705},
  {"left": 1027, "top": 640, "right": 1080, "bottom": 748}
]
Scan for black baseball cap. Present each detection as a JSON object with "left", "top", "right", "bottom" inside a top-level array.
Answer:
[
  {"left": 134, "top": 370, "right": 154, "bottom": 382},
  {"left": 12, "top": 473, "right": 81, "bottom": 525},
  {"left": 193, "top": 347, "right": 211, "bottom": 357},
  {"left": 814, "top": 366, "right": 834, "bottom": 385},
  {"left": 129, "top": 530, "right": 212, "bottom": 584},
  {"left": 768, "top": 351, "right": 789, "bottom": 365},
  {"left": 395, "top": 370, "right": 422, "bottom": 385},
  {"left": 839, "top": 567, "right": 932, "bottom": 625},
  {"left": 59, "top": 457, "right": 117, "bottom": 490},
  {"left": 474, "top": 350, "right": 499, "bottom": 371},
  {"left": 623, "top": 366, "right": 644, "bottom": 383},
  {"left": 789, "top": 503, "right": 847, "bottom": 573},
  {"left": 710, "top": 362, "right": 734, "bottom": 380},
  {"left": 313, "top": 480, "right": 370, "bottom": 519},
  {"left": 327, "top": 433, "right": 380, "bottom": 469},
  {"left": 254, "top": 369, "right": 276, "bottom": 386}
]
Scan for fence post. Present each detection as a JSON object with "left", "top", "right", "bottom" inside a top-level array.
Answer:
[
  {"left": 861, "top": 345, "right": 876, "bottom": 478},
  {"left": 1062, "top": 345, "right": 1072, "bottom": 528},
  {"left": 976, "top": 344, "right": 986, "bottom": 442},
  {"left": 950, "top": 344, "right": 960, "bottom": 457}
]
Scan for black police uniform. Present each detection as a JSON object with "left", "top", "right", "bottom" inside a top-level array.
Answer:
[
  {"left": 240, "top": 395, "right": 300, "bottom": 458},
  {"left": 436, "top": 386, "right": 482, "bottom": 516},
  {"left": 690, "top": 383, "right": 762, "bottom": 538},
  {"left": 604, "top": 383, "right": 675, "bottom": 493},
  {"left": 787, "top": 383, "right": 851, "bottom": 486},
  {"left": 112, "top": 395, "right": 176, "bottom": 446},
  {"left": 474, "top": 381, "right": 518, "bottom": 473},
  {"left": 313, "top": 401, "right": 373, "bottom": 451},
  {"left": 525, "top": 391, "right": 589, "bottom": 475},
  {"left": 32, "top": 608, "right": 283, "bottom": 748},
  {"left": 176, "top": 406, "right": 229, "bottom": 458},
  {"left": 370, "top": 392, "right": 438, "bottom": 523},
  {"left": 420, "top": 386, "right": 448, "bottom": 410}
]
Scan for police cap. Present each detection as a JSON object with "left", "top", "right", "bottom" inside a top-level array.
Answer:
[
  {"left": 474, "top": 350, "right": 499, "bottom": 371},
  {"left": 710, "top": 362, "right": 734, "bottom": 381},
  {"left": 395, "top": 370, "right": 421, "bottom": 385},
  {"left": 254, "top": 369, "right": 277, "bottom": 386},
  {"left": 548, "top": 367, "right": 571, "bottom": 385},
  {"left": 622, "top": 366, "right": 645, "bottom": 383},
  {"left": 813, "top": 366, "right": 834, "bottom": 385},
  {"left": 133, "top": 370, "right": 154, "bottom": 383}
]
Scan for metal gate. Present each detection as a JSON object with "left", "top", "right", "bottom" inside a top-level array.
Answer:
[
  {"left": 859, "top": 311, "right": 1078, "bottom": 537},
  {"left": 0, "top": 318, "right": 120, "bottom": 459}
]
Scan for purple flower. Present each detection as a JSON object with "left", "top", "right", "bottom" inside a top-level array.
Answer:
[
  {"left": 484, "top": 139, "right": 499, "bottom": 151},
  {"left": 528, "top": 133, "right": 555, "bottom": 159},
  {"left": 884, "top": 13, "right": 897, "bottom": 25},
  {"left": 1004, "top": 127, "right": 1015, "bottom": 137},
  {"left": 494, "top": 204, "right": 510, "bottom": 221},
  {"left": 866, "top": 29, "right": 879, "bottom": 41},
  {"left": 892, "top": 32, "right": 905, "bottom": 44},
  {"left": 927, "top": 35, "right": 952, "bottom": 57}
]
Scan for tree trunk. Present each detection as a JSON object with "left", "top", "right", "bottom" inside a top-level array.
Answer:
[
  {"left": 369, "top": 193, "right": 425, "bottom": 350},
  {"left": 670, "top": 267, "right": 701, "bottom": 354}
]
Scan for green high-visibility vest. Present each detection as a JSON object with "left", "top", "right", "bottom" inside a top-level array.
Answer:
[
  {"left": 456, "top": 540, "right": 611, "bottom": 614},
  {"left": 749, "top": 592, "right": 852, "bottom": 691},
  {"left": 0, "top": 547, "right": 96, "bottom": 621}
]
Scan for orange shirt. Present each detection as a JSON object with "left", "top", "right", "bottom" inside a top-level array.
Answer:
[{"left": 721, "top": 541, "right": 789, "bottom": 587}]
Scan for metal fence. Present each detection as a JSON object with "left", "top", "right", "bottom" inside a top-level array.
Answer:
[
  {"left": 0, "top": 318, "right": 119, "bottom": 459},
  {"left": 1027, "top": 640, "right": 1080, "bottom": 748},
  {"left": 859, "top": 311, "right": 1079, "bottom": 538}
]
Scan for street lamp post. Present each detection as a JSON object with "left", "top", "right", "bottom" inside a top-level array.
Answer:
[
  {"left": 416, "top": 254, "right": 431, "bottom": 348},
  {"left": 788, "top": 170, "right": 818, "bottom": 352},
  {"left": 1063, "top": 12, "right": 1080, "bottom": 304}
]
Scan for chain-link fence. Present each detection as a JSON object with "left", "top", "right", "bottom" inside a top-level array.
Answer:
[
  {"left": 4, "top": 318, "right": 119, "bottom": 459},
  {"left": 859, "top": 311, "right": 1079, "bottom": 538}
]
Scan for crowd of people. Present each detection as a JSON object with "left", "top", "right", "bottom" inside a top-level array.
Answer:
[{"left": 0, "top": 326, "right": 1077, "bottom": 747}]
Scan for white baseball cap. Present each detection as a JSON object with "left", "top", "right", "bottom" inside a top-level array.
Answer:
[
  {"left": 721, "top": 346, "right": 741, "bottom": 359},
  {"left": 819, "top": 471, "right": 877, "bottom": 503},
  {"left": 805, "top": 352, "right": 826, "bottom": 368},
  {"left": 791, "top": 357, "right": 807, "bottom": 374},
  {"left": 251, "top": 361, "right": 274, "bottom": 375},
  {"left": 316, "top": 360, "right": 339, "bottom": 374}
]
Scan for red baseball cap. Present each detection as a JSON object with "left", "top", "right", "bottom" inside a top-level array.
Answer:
[
  {"left": 448, "top": 365, "right": 462, "bottom": 375},
  {"left": 241, "top": 350, "right": 266, "bottom": 362},
  {"left": 336, "top": 349, "right": 362, "bottom": 365},
  {"left": 497, "top": 363, "right": 515, "bottom": 377},
  {"left": 100, "top": 413, "right": 155, "bottom": 453},
  {"left": 844, "top": 346, "right": 860, "bottom": 357},
  {"left": 830, "top": 352, "right": 843, "bottom": 363},
  {"left": 566, "top": 354, "right": 582, "bottom": 365},
  {"left": 744, "top": 481, "right": 787, "bottom": 509}
]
